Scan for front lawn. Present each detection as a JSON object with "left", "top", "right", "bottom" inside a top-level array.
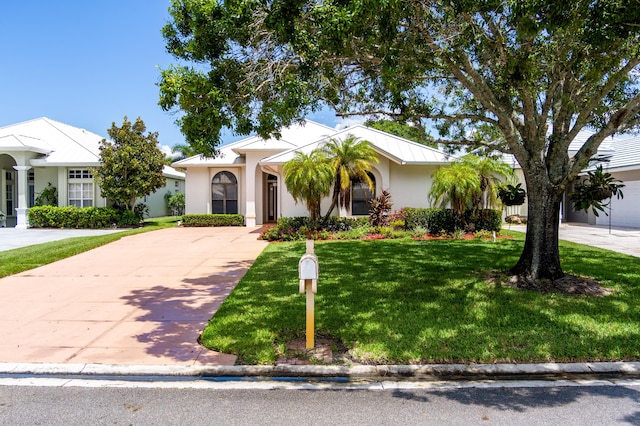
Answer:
[{"left": 200, "top": 232, "right": 640, "bottom": 364}]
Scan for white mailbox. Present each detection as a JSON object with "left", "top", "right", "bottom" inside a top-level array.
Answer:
[{"left": 299, "top": 253, "right": 318, "bottom": 294}]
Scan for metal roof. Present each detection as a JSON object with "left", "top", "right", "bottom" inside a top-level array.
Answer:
[
  {"left": 0, "top": 117, "right": 101, "bottom": 165},
  {"left": 173, "top": 120, "right": 336, "bottom": 167}
]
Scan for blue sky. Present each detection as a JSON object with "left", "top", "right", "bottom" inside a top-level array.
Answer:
[{"left": 0, "top": 1, "right": 346, "bottom": 155}]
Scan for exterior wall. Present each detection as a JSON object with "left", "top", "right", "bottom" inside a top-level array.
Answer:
[
  {"left": 594, "top": 169, "right": 640, "bottom": 228},
  {"left": 388, "top": 163, "right": 437, "bottom": 209},
  {"left": 185, "top": 168, "right": 213, "bottom": 214},
  {"left": 137, "top": 177, "right": 185, "bottom": 217},
  {"left": 509, "top": 169, "right": 529, "bottom": 217},
  {"left": 33, "top": 167, "right": 58, "bottom": 202}
]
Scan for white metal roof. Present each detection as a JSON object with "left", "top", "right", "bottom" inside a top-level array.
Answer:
[
  {"left": 587, "top": 132, "right": 640, "bottom": 172},
  {"left": 261, "top": 124, "right": 453, "bottom": 165},
  {"left": 173, "top": 120, "right": 336, "bottom": 167},
  {"left": 0, "top": 117, "right": 102, "bottom": 166}
]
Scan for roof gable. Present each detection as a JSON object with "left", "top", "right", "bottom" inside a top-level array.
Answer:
[
  {"left": 262, "top": 124, "right": 453, "bottom": 165},
  {"left": 0, "top": 117, "right": 102, "bottom": 165},
  {"left": 173, "top": 120, "right": 337, "bottom": 167}
]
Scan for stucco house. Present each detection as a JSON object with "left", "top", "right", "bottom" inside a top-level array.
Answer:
[
  {"left": 0, "top": 117, "right": 185, "bottom": 228},
  {"left": 174, "top": 120, "right": 454, "bottom": 226},
  {"left": 564, "top": 130, "right": 640, "bottom": 228}
]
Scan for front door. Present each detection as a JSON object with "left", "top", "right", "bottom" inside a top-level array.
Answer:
[{"left": 267, "top": 174, "right": 277, "bottom": 222}]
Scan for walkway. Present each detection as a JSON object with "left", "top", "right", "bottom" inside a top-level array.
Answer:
[
  {"left": 508, "top": 223, "right": 640, "bottom": 258},
  {"left": 0, "top": 227, "right": 268, "bottom": 366}
]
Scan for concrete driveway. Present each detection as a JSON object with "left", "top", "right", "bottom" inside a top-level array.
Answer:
[
  {"left": 0, "top": 228, "right": 125, "bottom": 252},
  {"left": 0, "top": 227, "right": 268, "bottom": 366},
  {"left": 507, "top": 222, "right": 640, "bottom": 258}
]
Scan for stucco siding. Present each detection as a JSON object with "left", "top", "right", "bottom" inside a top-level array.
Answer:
[
  {"left": 185, "top": 168, "right": 211, "bottom": 214},
  {"left": 388, "top": 163, "right": 436, "bottom": 209}
]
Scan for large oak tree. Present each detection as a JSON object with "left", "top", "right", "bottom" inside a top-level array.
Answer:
[{"left": 159, "top": 0, "right": 640, "bottom": 284}]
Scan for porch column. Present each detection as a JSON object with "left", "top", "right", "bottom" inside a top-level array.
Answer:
[
  {"left": 13, "top": 165, "right": 31, "bottom": 229},
  {"left": 244, "top": 159, "right": 259, "bottom": 227}
]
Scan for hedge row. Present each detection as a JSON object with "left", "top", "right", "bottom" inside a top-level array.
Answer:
[
  {"left": 402, "top": 208, "right": 502, "bottom": 233},
  {"left": 275, "top": 216, "right": 369, "bottom": 232},
  {"left": 28, "top": 206, "right": 141, "bottom": 229},
  {"left": 181, "top": 214, "right": 244, "bottom": 227}
]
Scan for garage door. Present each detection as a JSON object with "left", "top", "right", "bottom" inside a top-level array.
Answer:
[{"left": 596, "top": 180, "right": 640, "bottom": 228}]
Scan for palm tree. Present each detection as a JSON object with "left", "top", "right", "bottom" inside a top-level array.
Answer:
[
  {"left": 430, "top": 154, "right": 513, "bottom": 217},
  {"left": 321, "top": 135, "right": 379, "bottom": 220},
  {"left": 283, "top": 150, "right": 334, "bottom": 221},
  {"left": 459, "top": 155, "right": 513, "bottom": 211},
  {"left": 430, "top": 162, "right": 481, "bottom": 216}
]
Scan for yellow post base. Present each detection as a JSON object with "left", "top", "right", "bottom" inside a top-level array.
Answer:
[{"left": 305, "top": 280, "right": 314, "bottom": 349}]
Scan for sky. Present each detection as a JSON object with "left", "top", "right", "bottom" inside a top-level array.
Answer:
[{"left": 0, "top": 1, "right": 351, "bottom": 156}]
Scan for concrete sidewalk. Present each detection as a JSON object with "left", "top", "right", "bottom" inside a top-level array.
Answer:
[
  {"left": 507, "top": 222, "right": 640, "bottom": 258},
  {"left": 0, "top": 227, "right": 268, "bottom": 366}
]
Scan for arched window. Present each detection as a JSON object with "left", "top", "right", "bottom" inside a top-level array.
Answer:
[
  {"left": 212, "top": 171, "right": 238, "bottom": 214},
  {"left": 351, "top": 172, "right": 375, "bottom": 216}
]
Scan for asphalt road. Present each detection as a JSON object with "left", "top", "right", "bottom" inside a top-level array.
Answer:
[{"left": 1, "top": 380, "right": 639, "bottom": 425}]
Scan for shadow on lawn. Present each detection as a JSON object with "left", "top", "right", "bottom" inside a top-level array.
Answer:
[{"left": 119, "top": 259, "right": 254, "bottom": 362}]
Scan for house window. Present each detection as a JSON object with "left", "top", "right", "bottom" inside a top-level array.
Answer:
[
  {"left": 212, "top": 171, "right": 238, "bottom": 214},
  {"left": 68, "top": 169, "right": 94, "bottom": 207},
  {"left": 5, "top": 171, "right": 14, "bottom": 214},
  {"left": 174, "top": 180, "right": 180, "bottom": 192},
  {"left": 351, "top": 173, "right": 375, "bottom": 216},
  {"left": 28, "top": 171, "right": 35, "bottom": 207}
]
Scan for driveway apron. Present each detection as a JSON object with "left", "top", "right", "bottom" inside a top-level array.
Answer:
[{"left": 0, "top": 227, "right": 268, "bottom": 366}]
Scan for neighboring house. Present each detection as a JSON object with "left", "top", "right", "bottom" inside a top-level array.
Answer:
[
  {"left": 564, "top": 130, "right": 640, "bottom": 228},
  {"left": 174, "top": 120, "right": 453, "bottom": 226},
  {"left": 0, "top": 117, "right": 185, "bottom": 228}
]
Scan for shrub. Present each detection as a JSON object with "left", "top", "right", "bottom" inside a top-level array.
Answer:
[
  {"left": 466, "top": 209, "right": 502, "bottom": 232},
  {"left": 368, "top": 189, "right": 393, "bottom": 227},
  {"left": 166, "top": 192, "right": 186, "bottom": 216},
  {"left": 182, "top": 214, "right": 244, "bottom": 227},
  {"left": 34, "top": 183, "right": 58, "bottom": 206},
  {"left": 28, "top": 206, "right": 121, "bottom": 229},
  {"left": 403, "top": 207, "right": 501, "bottom": 233},
  {"left": 117, "top": 210, "right": 141, "bottom": 227}
]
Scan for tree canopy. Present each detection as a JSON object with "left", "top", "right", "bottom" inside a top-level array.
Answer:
[
  {"left": 160, "top": 0, "right": 640, "bottom": 284},
  {"left": 95, "top": 117, "right": 166, "bottom": 211}
]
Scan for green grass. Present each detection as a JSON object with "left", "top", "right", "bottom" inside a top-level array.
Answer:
[
  {"left": 200, "top": 232, "right": 640, "bottom": 365},
  {"left": 0, "top": 216, "right": 180, "bottom": 278}
]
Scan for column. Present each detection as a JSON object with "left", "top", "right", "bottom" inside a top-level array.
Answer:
[
  {"left": 13, "top": 165, "right": 32, "bottom": 229},
  {"left": 244, "top": 158, "right": 259, "bottom": 227}
]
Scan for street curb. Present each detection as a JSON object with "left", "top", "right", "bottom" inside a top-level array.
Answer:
[{"left": 1, "top": 362, "right": 640, "bottom": 379}]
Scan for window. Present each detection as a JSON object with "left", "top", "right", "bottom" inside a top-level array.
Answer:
[
  {"left": 212, "top": 171, "right": 238, "bottom": 214},
  {"left": 351, "top": 173, "right": 375, "bottom": 216},
  {"left": 28, "top": 171, "right": 35, "bottom": 207},
  {"left": 68, "top": 169, "right": 93, "bottom": 207},
  {"left": 174, "top": 180, "right": 180, "bottom": 192},
  {"left": 68, "top": 169, "right": 93, "bottom": 179},
  {"left": 5, "top": 171, "right": 14, "bottom": 214}
]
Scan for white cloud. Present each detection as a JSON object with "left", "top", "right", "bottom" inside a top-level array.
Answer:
[
  {"left": 160, "top": 144, "right": 177, "bottom": 158},
  {"left": 334, "top": 116, "right": 368, "bottom": 130}
]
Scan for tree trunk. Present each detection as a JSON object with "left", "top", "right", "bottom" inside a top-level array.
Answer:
[
  {"left": 509, "top": 182, "right": 564, "bottom": 282},
  {"left": 323, "top": 184, "right": 340, "bottom": 221}
]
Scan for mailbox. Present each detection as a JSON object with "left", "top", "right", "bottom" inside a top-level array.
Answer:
[{"left": 299, "top": 253, "right": 318, "bottom": 294}]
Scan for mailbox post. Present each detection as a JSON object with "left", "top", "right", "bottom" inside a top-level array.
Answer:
[{"left": 299, "top": 239, "right": 318, "bottom": 349}]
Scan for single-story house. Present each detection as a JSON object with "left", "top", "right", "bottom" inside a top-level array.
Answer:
[
  {"left": 173, "top": 121, "right": 454, "bottom": 226},
  {"left": 0, "top": 117, "right": 185, "bottom": 228},
  {"left": 564, "top": 130, "right": 640, "bottom": 228}
]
